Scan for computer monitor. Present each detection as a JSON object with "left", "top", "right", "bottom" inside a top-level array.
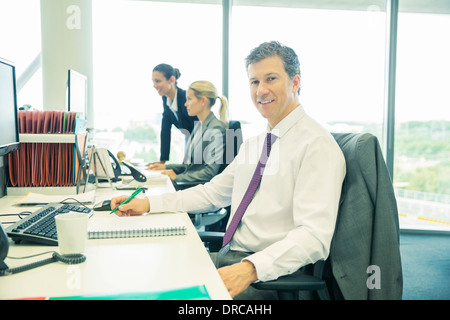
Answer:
[
  {"left": 67, "top": 69, "right": 87, "bottom": 119},
  {"left": 0, "top": 58, "right": 20, "bottom": 157},
  {"left": 0, "top": 57, "right": 20, "bottom": 198}
]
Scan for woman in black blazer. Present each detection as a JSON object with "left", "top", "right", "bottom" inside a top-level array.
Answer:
[{"left": 150, "top": 64, "right": 197, "bottom": 163}]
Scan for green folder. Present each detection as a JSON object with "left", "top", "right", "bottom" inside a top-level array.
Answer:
[{"left": 49, "top": 285, "right": 210, "bottom": 300}]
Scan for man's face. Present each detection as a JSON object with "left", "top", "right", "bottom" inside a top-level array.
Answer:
[{"left": 247, "top": 55, "right": 300, "bottom": 128}]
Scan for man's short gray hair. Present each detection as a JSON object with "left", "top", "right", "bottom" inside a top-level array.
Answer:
[{"left": 245, "top": 41, "right": 301, "bottom": 80}]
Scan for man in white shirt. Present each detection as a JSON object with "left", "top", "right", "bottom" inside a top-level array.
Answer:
[{"left": 111, "top": 41, "right": 346, "bottom": 299}]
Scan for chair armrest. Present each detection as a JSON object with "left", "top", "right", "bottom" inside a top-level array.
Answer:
[
  {"left": 172, "top": 180, "right": 209, "bottom": 190},
  {"left": 198, "top": 231, "right": 224, "bottom": 243},
  {"left": 198, "top": 231, "right": 224, "bottom": 252},
  {"left": 251, "top": 260, "right": 330, "bottom": 300},
  {"left": 252, "top": 271, "right": 326, "bottom": 291}
]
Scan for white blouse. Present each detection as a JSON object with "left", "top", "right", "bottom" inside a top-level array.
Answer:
[{"left": 166, "top": 89, "right": 178, "bottom": 120}]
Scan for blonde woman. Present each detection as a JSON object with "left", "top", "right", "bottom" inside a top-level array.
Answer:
[{"left": 148, "top": 80, "right": 228, "bottom": 184}]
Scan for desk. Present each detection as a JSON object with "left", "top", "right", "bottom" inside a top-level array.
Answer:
[{"left": 0, "top": 178, "right": 231, "bottom": 300}]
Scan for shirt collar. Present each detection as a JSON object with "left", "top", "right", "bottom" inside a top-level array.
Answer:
[
  {"left": 167, "top": 89, "right": 178, "bottom": 109},
  {"left": 267, "top": 104, "right": 305, "bottom": 138}
]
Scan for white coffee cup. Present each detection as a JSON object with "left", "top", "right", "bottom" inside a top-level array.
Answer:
[{"left": 55, "top": 212, "right": 88, "bottom": 254}]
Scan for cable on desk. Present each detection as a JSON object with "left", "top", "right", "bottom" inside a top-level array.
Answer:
[
  {"left": 0, "top": 198, "right": 90, "bottom": 225},
  {"left": 0, "top": 211, "right": 32, "bottom": 224},
  {"left": 0, "top": 251, "right": 86, "bottom": 276},
  {"left": 0, "top": 199, "right": 90, "bottom": 225},
  {"left": 18, "top": 211, "right": 32, "bottom": 219},
  {"left": 59, "top": 198, "right": 90, "bottom": 209},
  {"left": 6, "top": 250, "right": 55, "bottom": 260}
]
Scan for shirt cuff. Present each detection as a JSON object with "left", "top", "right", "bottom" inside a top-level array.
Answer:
[
  {"left": 243, "top": 249, "right": 307, "bottom": 282},
  {"left": 242, "top": 251, "right": 279, "bottom": 282},
  {"left": 147, "top": 195, "right": 164, "bottom": 213}
]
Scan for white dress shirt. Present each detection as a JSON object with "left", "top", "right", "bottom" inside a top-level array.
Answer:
[
  {"left": 148, "top": 105, "right": 346, "bottom": 282},
  {"left": 166, "top": 89, "right": 178, "bottom": 121}
]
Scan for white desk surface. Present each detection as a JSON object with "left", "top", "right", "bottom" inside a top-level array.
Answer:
[{"left": 0, "top": 178, "right": 231, "bottom": 300}]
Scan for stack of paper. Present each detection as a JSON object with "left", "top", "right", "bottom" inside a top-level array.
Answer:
[{"left": 15, "top": 190, "right": 96, "bottom": 205}]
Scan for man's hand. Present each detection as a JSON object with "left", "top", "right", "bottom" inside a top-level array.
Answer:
[
  {"left": 110, "top": 195, "right": 150, "bottom": 216},
  {"left": 217, "top": 260, "right": 258, "bottom": 298}
]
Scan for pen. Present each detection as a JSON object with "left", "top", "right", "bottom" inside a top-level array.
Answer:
[{"left": 110, "top": 187, "right": 144, "bottom": 215}]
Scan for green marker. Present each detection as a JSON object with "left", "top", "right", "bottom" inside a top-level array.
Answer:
[{"left": 110, "top": 187, "right": 144, "bottom": 215}]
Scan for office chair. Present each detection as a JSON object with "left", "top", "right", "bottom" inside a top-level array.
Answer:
[
  {"left": 199, "top": 132, "right": 403, "bottom": 300},
  {"left": 173, "top": 121, "right": 243, "bottom": 232}
]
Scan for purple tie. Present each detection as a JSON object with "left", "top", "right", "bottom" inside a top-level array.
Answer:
[{"left": 222, "top": 133, "right": 278, "bottom": 247}]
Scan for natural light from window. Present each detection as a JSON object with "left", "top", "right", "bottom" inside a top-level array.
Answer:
[
  {"left": 1, "top": 0, "right": 449, "bottom": 231},
  {"left": 230, "top": 5, "right": 386, "bottom": 140},
  {"left": 92, "top": 0, "right": 222, "bottom": 163}
]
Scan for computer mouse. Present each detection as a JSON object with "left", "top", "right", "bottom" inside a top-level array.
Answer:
[{"left": 93, "top": 200, "right": 112, "bottom": 211}]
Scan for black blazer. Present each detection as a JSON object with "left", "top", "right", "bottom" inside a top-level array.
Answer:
[{"left": 160, "top": 87, "right": 198, "bottom": 161}]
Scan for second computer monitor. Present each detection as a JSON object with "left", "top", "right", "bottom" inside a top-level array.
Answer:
[{"left": 67, "top": 69, "right": 87, "bottom": 119}]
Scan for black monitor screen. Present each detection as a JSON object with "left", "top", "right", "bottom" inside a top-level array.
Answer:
[
  {"left": 0, "top": 58, "right": 20, "bottom": 157},
  {"left": 67, "top": 69, "right": 87, "bottom": 118}
]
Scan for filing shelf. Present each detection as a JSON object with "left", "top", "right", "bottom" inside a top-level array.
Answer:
[{"left": 6, "top": 133, "right": 88, "bottom": 196}]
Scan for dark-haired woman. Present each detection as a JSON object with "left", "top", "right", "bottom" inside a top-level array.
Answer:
[{"left": 150, "top": 63, "right": 197, "bottom": 164}]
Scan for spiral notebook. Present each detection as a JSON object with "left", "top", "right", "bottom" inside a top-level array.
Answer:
[{"left": 88, "top": 214, "right": 187, "bottom": 239}]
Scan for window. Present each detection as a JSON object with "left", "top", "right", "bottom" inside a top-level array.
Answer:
[
  {"left": 230, "top": 3, "right": 386, "bottom": 140},
  {"left": 394, "top": 11, "right": 450, "bottom": 231},
  {"left": 3, "top": 0, "right": 449, "bottom": 232},
  {"left": 0, "top": 0, "right": 42, "bottom": 109},
  {"left": 92, "top": 0, "right": 222, "bottom": 163}
]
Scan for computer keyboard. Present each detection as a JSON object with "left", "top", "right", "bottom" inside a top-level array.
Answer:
[{"left": 6, "top": 203, "right": 93, "bottom": 246}]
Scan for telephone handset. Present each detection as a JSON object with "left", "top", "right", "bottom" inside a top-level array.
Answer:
[
  {"left": 0, "top": 222, "right": 85, "bottom": 277},
  {"left": 1, "top": 223, "right": 9, "bottom": 272},
  {"left": 91, "top": 149, "right": 147, "bottom": 183},
  {"left": 107, "top": 150, "right": 147, "bottom": 183},
  {"left": 107, "top": 149, "right": 122, "bottom": 180}
]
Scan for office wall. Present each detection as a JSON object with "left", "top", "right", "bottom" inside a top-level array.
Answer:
[{"left": 40, "top": 0, "right": 94, "bottom": 127}]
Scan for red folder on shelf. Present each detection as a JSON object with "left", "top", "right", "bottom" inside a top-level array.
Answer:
[{"left": 7, "top": 110, "right": 87, "bottom": 191}]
